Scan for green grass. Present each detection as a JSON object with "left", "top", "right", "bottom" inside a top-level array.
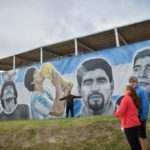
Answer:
[{"left": 0, "top": 115, "right": 149, "bottom": 150}]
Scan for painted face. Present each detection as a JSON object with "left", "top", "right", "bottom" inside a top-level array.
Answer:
[
  {"left": 79, "top": 69, "right": 113, "bottom": 112},
  {"left": 133, "top": 56, "right": 150, "bottom": 95},
  {"left": 3, "top": 85, "right": 15, "bottom": 101},
  {"left": 33, "top": 70, "right": 44, "bottom": 83}
]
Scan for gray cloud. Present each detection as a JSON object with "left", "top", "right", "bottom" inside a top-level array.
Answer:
[{"left": 0, "top": 0, "right": 150, "bottom": 59}]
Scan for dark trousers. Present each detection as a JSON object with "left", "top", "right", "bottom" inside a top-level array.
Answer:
[
  {"left": 139, "top": 120, "right": 147, "bottom": 138},
  {"left": 124, "top": 126, "right": 141, "bottom": 150},
  {"left": 66, "top": 106, "right": 74, "bottom": 118}
]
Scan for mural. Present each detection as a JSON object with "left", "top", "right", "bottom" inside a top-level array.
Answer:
[
  {"left": 24, "top": 64, "right": 72, "bottom": 119},
  {"left": 0, "top": 70, "right": 29, "bottom": 119},
  {"left": 132, "top": 48, "right": 150, "bottom": 112},
  {"left": 77, "top": 58, "right": 116, "bottom": 116},
  {"left": 0, "top": 40, "right": 150, "bottom": 120}
]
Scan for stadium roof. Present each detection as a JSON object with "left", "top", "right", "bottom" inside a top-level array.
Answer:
[{"left": 0, "top": 19, "right": 150, "bottom": 71}]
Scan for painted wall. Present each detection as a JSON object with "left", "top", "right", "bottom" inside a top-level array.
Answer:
[{"left": 0, "top": 40, "right": 150, "bottom": 119}]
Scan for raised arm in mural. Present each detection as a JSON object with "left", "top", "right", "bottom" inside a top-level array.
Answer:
[
  {"left": 76, "top": 58, "right": 117, "bottom": 116},
  {"left": 40, "top": 63, "right": 73, "bottom": 116},
  {"left": 1, "top": 70, "right": 17, "bottom": 82},
  {"left": 0, "top": 70, "right": 30, "bottom": 120},
  {"left": 24, "top": 67, "right": 54, "bottom": 119},
  {"left": 24, "top": 63, "right": 72, "bottom": 119}
]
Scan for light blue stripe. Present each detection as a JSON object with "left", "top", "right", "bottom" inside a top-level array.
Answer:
[{"left": 1, "top": 40, "right": 150, "bottom": 83}]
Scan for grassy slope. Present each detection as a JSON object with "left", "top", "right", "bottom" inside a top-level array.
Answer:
[{"left": 0, "top": 116, "right": 149, "bottom": 150}]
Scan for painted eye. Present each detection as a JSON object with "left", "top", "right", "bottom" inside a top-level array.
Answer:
[
  {"left": 97, "top": 78, "right": 107, "bottom": 84},
  {"left": 146, "top": 65, "right": 150, "bottom": 71},
  {"left": 99, "top": 79, "right": 106, "bottom": 84},
  {"left": 133, "top": 66, "right": 141, "bottom": 72},
  {"left": 84, "top": 80, "right": 92, "bottom": 85}
]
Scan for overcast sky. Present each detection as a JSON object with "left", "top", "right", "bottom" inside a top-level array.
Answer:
[{"left": 0, "top": 0, "right": 150, "bottom": 59}]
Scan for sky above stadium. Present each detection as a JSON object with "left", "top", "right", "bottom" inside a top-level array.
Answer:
[{"left": 0, "top": 0, "right": 150, "bottom": 59}]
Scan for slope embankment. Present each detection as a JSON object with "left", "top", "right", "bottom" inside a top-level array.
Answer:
[{"left": 0, "top": 116, "right": 149, "bottom": 150}]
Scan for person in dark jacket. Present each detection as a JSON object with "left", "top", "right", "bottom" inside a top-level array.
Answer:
[
  {"left": 59, "top": 90, "right": 82, "bottom": 118},
  {"left": 129, "top": 76, "right": 149, "bottom": 150},
  {"left": 114, "top": 85, "right": 141, "bottom": 150}
]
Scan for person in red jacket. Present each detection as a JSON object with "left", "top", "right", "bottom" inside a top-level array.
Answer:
[{"left": 114, "top": 85, "right": 141, "bottom": 150}]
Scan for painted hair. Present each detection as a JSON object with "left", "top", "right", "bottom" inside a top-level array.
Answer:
[
  {"left": 77, "top": 58, "right": 113, "bottom": 87},
  {"left": 24, "top": 67, "right": 36, "bottom": 91},
  {"left": 134, "top": 48, "right": 150, "bottom": 65}
]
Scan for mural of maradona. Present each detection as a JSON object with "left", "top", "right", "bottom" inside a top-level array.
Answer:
[
  {"left": 76, "top": 58, "right": 117, "bottom": 116},
  {"left": 132, "top": 48, "right": 150, "bottom": 112},
  {"left": 0, "top": 70, "right": 30, "bottom": 120},
  {"left": 24, "top": 63, "right": 73, "bottom": 119}
]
